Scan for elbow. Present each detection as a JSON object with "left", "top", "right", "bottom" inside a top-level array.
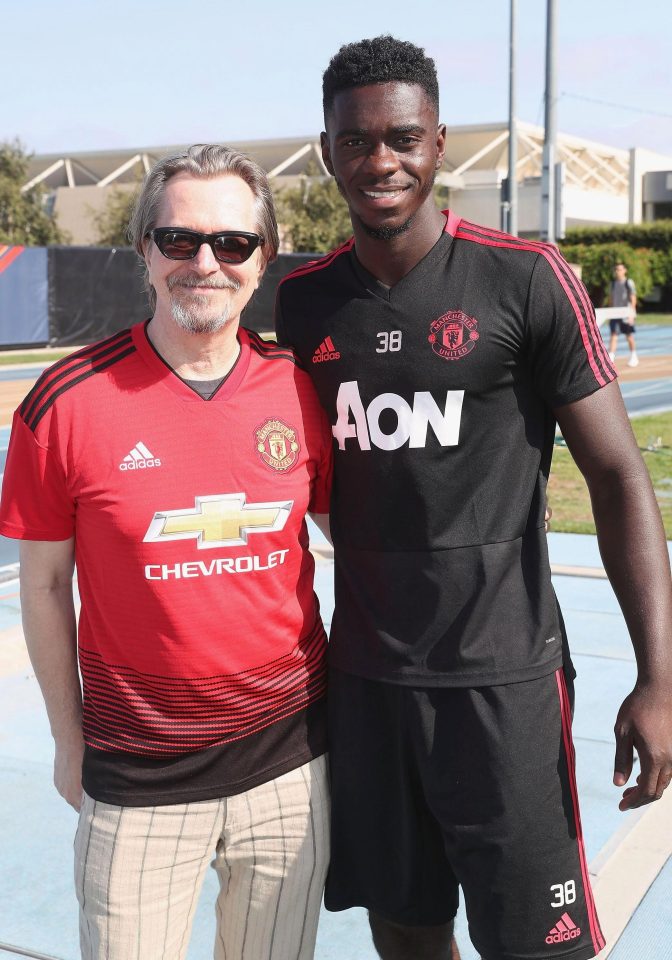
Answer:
[{"left": 587, "top": 460, "right": 654, "bottom": 517}]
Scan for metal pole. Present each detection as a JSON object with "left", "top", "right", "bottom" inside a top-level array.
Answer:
[
  {"left": 508, "top": 0, "right": 518, "bottom": 236},
  {"left": 541, "top": 0, "right": 557, "bottom": 241}
]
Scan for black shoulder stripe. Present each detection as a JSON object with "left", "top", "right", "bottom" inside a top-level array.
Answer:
[
  {"left": 246, "top": 329, "right": 300, "bottom": 362},
  {"left": 26, "top": 344, "right": 136, "bottom": 433},
  {"left": 248, "top": 336, "right": 302, "bottom": 367},
  {"left": 249, "top": 339, "right": 296, "bottom": 359},
  {"left": 245, "top": 328, "right": 282, "bottom": 349},
  {"left": 19, "top": 328, "right": 132, "bottom": 417},
  {"left": 20, "top": 332, "right": 134, "bottom": 426}
]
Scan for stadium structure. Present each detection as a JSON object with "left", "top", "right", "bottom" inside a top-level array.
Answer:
[{"left": 21, "top": 121, "right": 672, "bottom": 246}]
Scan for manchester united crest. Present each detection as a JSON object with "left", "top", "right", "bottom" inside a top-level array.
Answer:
[
  {"left": 428, "top": 310, "right": 479, "bottom": 361},
  {"left": 255, "top": 418, "right": 300, "bottom": 472}
]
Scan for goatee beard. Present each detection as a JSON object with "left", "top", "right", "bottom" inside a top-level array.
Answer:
[
  {"left": 171, "top": 300, "right": 232, "bottom": 335},
  {"left": 168, "top": 271, "right": 240, "bottom": 335}
]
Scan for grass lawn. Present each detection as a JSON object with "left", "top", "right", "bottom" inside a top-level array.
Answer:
[
  {"left": 632, "top": 311, "right": 672, "bottom": 327},
  {"left": 0, "top": 349, "right": 73, "bottom": 366},
  {"left": 549, "top": 411, "right": 672, "bottom": 536}
]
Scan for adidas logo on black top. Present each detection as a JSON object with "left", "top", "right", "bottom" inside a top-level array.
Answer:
[
  {"left": 120, "top": 442, "right": 161, "bottom": 471},
  {"left": 313, "top": 336, "right": 340, "bottom": 363}
]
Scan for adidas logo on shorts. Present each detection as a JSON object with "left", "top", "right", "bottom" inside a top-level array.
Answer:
[
  {"left": 545, "top": 912, "right": 581, "bottom": 944},
  {"left": 120, "top": 442, "right": 161, "bottom": 471}
]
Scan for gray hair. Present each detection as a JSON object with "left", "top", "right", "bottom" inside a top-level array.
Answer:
[{"left": 128, "top": 144, "right": 279, "bottom": 311}]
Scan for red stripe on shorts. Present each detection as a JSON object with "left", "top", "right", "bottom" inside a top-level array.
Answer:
[{"left": 555, "top": 669, "right": 606, "bottom": 954}]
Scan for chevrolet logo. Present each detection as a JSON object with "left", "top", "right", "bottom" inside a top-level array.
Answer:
[{"left": 144, "top": 494, "right": 293, "bottom": 549}]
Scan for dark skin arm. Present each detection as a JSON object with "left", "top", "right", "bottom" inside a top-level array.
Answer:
[{"left": 555, "top": 381, "right": 672, "bottom": 810}]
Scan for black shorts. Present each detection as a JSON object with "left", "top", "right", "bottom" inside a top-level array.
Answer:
[
  {"left": 326, "top": 668, "right": 605, "bottom": 960},
  {"left": 609, "top": 317, "right": 635, "bottom": 335}
]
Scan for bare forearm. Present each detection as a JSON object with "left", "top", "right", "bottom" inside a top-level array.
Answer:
[
  {"left": 21, "top": 582, "right": 82, "bottom": 739},
  {"left": 19, "top": 538, "right": 81, "bottom": 742},
  {"left": 589, "top": 467, "right": 672, "bottom": 685},
  {"left": 309, "top": 512, "right": 333, "bottom": 545},
  {"left": 556, "top": 384, "right": 672, "bottom": 807},
  {"left": 20, "top": 546, "right": 85, "bottom": 811},
  {"left": 557, "top": 384, "right": 672, "bottom": 684}
]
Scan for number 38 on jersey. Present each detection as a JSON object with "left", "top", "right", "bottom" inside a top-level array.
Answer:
[
  {"left": 332, "top": 380, "right": 465, "bottom": 452},
  {"left": 376, "top": 330, "right": 402, "bottom": 353}
]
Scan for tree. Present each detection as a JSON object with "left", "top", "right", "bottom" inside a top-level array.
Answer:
[
  {"left": 433, "top": 183, "right": 451, "bottom": 211},
  {"left": 91, "top": 185, "right": 139, "bottom": 247},
  {"left": 275, "top": 161, "right": 352, "bottom": 253},
  {"left": 0, "top": 139, "right": 66, "bottom": 245}
]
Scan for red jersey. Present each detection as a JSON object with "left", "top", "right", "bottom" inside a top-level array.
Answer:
[{"left": 1, "top": 323, "right": 332, "bottom": 774}]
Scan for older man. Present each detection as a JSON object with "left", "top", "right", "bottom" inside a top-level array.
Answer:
[{"left": 0, "top": 145, "right": 332, "bottom": 960}]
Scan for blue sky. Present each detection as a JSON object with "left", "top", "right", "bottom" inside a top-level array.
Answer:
[{"left": 6, "top": 0, "right": 671, "bottom": 157}]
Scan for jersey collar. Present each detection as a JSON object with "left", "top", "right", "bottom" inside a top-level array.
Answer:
[
  {"left": 131, "top": 320, "right": 252, "bottom": 402},
  {"left": 350, "top": 217, "right": 457, "bottom": 303}
]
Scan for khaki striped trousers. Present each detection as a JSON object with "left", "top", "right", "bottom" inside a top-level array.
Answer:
[{"left": 74, "top": 756, "right": 330, "bottom": 960}]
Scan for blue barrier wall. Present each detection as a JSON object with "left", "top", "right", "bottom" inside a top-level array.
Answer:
[
  {"left": 0, "top": 246, "right": 315, "bottom": 348},
  {"left": 0, "top": 246, "right": 49, "bottom": 346}
]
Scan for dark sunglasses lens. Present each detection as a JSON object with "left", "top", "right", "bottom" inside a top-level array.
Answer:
[
  {"left": 213, "top": 235, "right": 255, "bottom": 263},
  {"left": 157, "top": 232, "right": 199, "bottom": 259}
]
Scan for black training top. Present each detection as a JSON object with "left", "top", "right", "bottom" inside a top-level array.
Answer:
[{"left": 276, "top": 211, "right": 616, "bottom": 687}]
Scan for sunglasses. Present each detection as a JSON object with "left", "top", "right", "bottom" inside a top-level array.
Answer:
[{"left": 150, "top": 228, "right": 264, "bottom": 264}]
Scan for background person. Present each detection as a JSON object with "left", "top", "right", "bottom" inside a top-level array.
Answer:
[
  {"left": 1, "top": 145, "right": 333, "bottom": 960},
  {"left": 608, "top": 261, "right": 638, "bottom": 366},
  {"left": 276, "top": 36, "right": 672, "bottom": 960}
]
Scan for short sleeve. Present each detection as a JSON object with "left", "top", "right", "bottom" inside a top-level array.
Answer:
[
  {"left": 0, "top": 409, "right": 75, "bottom": 540},
  {"left": 526, "top": 250, "right": 617, "bottom": 408}
]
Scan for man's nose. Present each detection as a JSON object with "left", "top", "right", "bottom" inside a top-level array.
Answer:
[
  {"left": 364, "top": 142, "right": 399, "bottom": 176},
  {"left": 191, "top": 241, "right": 221, "bottom": 272}
]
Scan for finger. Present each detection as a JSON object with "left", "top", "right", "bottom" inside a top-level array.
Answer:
[
  {"left": 618, "top": 773, "right": 642, "bottom": 811},
  {"left": 618, "top": 788, "right": 639, "bottom": 811},
  {"left": 613, "top": 731, "right": 634, "bottom": 787},
  {"left": 620, "top": 760, "right": 662, "bottom": 809}
]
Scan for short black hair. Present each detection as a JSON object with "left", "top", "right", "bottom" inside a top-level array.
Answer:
[{"left": 322, "top": 36, "right": 439, "bottom": 118}]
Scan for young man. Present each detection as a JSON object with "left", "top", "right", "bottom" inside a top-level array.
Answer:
[
  {"left": 276, "top": 36, "right": 672, "bottom": 960},
  {"left": 608, "top": 261, "right": 638, "bottom": 366},
  {"left": 1, "top": 145, "right": 333, "bottom": 960}
]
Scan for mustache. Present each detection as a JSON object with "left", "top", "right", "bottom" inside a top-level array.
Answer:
[{"left": 167, "top": 272, "right": 241, "bottom": 293}]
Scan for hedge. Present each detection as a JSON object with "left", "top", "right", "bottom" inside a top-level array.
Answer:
[
  {"left": 561, "top": 221, "right": 672, "bottom": 250},
  {"left": 559, "top": 222, "right": 672, "bottom": 306}
]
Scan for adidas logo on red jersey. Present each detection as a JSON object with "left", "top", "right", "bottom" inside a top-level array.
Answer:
[
  {"left": 545, "top": 912, "right": 581, "bottom": 945},
  {"left": 120, "top": 441, "right": 161, "bottom": 471},
  {"left": 313, "top": 336, "right": 340, "bottom": 363}
]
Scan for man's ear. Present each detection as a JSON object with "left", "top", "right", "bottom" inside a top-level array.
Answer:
[
  {"left": 320, "top": 132, "right": 335, "bottom": 177},
  {"left": 435, "top": 123, "right": 447, "bottom": 170}
]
